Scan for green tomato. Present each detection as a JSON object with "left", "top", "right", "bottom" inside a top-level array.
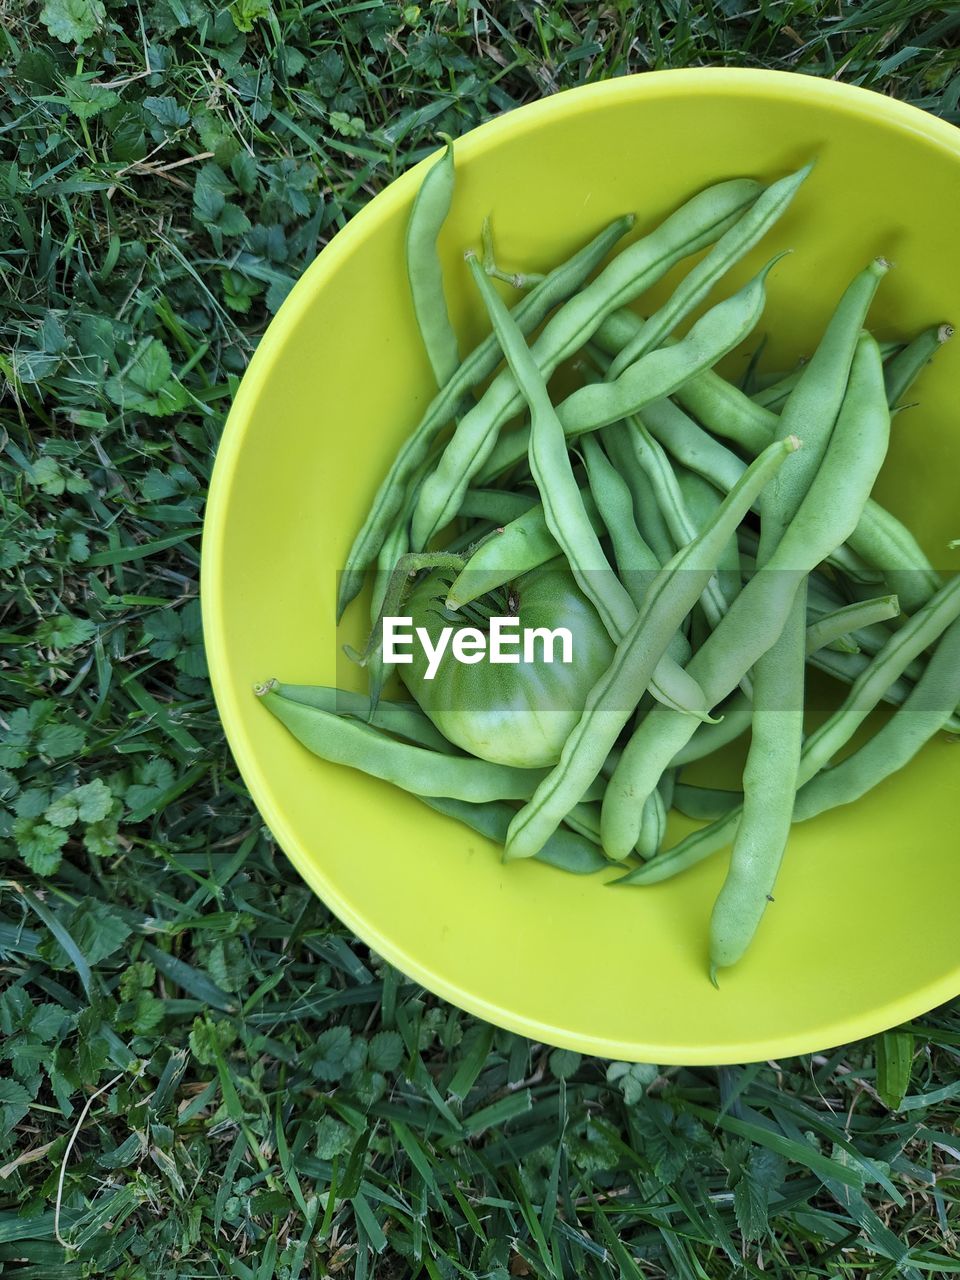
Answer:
[{"left": 398, "top": 559, "right": 615, "bottom": 767}]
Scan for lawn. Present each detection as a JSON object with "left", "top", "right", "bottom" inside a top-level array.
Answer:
[{"left": 2, "top": 2, "right": 959, "bottom": 1275}]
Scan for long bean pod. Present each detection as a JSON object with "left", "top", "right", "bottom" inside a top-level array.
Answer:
[
  {"left": 406, "top": 142, "right": 461, "bottom": 388},
  {"left": 258, "top": 687, "right": 606, "bottom": 803}
]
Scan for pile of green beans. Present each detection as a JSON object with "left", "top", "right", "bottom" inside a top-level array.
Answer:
[{"left": 261, "top": 145, "right": 956, "bottom": 982}]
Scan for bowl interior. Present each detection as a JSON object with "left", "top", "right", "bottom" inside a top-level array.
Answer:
[{"left": 203, "top": 71, "right": 960, "bottom": 1063}]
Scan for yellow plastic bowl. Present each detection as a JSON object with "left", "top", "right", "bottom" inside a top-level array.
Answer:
[{"left": 202, "top": 69, "right": 960, "bottom": 1064}]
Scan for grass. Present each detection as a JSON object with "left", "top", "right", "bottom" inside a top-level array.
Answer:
[{"left": 1, "top": 1, "right": 959, "bottom": 1274}]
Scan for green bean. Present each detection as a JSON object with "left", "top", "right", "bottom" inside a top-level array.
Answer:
[
  {"left": 580, "top": 433, "right": 660, "bottom": 610},
  {"left": 563, "top": 801, "right": 603, "bottom": 845},
  {"left": 620, "top": 417, "right": 741, "bottom": 655},
  {"left": 672, "top": 369, "right": 780, "bottom": 453},
  {"left": 265, "top": 681, "right": 455, "bottom": 752},
  {"left": 466, "top": 253, "right": 713, "bottom": 723},
  {"left": 337, "top": 212, "right": 636, "bottom": 618},
  {"left": 617, "top": 572, "right": 960, "bottom": 886},
  {"left": 409, "top": 177, "right": 764, "bottom": 548},
  {"left": 602, "top": 424, "right": 676, "bottom": 567},
  {"left": 590, "top": 428, "right": 694, "bottom": 677},
  {"left": 673, "top": 783, "right": 743, "bottom": 821},
  {"left": 419, "top": 795, "right": 609, "bottom": 875},
  {"left": 553, "top": 256, "right": 782, "bottom": 436},
  {"left": 804, "top": 595, "right": 900, "bottom": 655},
  {"left": 593, "top": 311, "right": 782, "bottom": 453},
  {"left": 638, "top": 397, "right": 747, "bottom": 494},
  {"left": 676, "top": 469, "right": 742, "bottom": 606},
  {"left": 704, "top": 298, "right": 896, "bottom": 972},
  {"left": 504, "top": 435, "right": 798, "bottom": 861},
  {"left": 258, "top": 686, "right": 607, "bottom": 803},
  {"left": 708, "top": 584, "right": 807, "bottom": 980},
  {"left": 472, "top": 256, "right": 782, "bottom": 481},
  {"left": 603, "top": 333, "right": 892, "bottom": 853},
  {"left": 883, "top": 322, "right": 952, "bottom": 407},
  {"left": 603, "top": 165, "right": 810, "bottom": 381},
  {"left": 456, "top": 487, "right": 537, "bottom": 523},
  {"left": 794, "top": 613, "right": 960, "bottom": 820},
  {"left": 407, "top": 141, "right": 461, "bottom": 388},
  {"left": 445, "top": 487, "right": 603, "bottom": 609},
  {"left": 807, "top": 646, "right": 918, "bottom": 711},
  {"left": 636, "top": 788, "right": 667, "bottom": 860}
]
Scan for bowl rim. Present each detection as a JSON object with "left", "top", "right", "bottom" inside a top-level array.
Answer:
[{"left": 202, "top": 68, "right": 960, "bottom": 1064}]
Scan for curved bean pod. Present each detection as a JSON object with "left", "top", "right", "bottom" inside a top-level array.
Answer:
[
  {"left": 258, "top": 687, "right": 605, "bottom": 803},
  {"left": 604, "top": 164, "right": 810, "bottom": 380},
  {"left": 445, "top": 487, "right": 602, "bottom": 610},
  {"left": 804, "top": 595, "right": 900, "bottom": 654},
  {"left": 406, "top": 141, "right": 461, "bottom": 388}
]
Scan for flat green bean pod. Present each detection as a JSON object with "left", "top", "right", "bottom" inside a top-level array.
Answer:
[
  {"left": 258, "top": 687, "right": 607, "bottom": 804},
  {"left": 406, "top": 141, "right": 461, "bottom": 388},
  {"left": 267, "top": 680, "right": 455, "bottom": 753}
]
